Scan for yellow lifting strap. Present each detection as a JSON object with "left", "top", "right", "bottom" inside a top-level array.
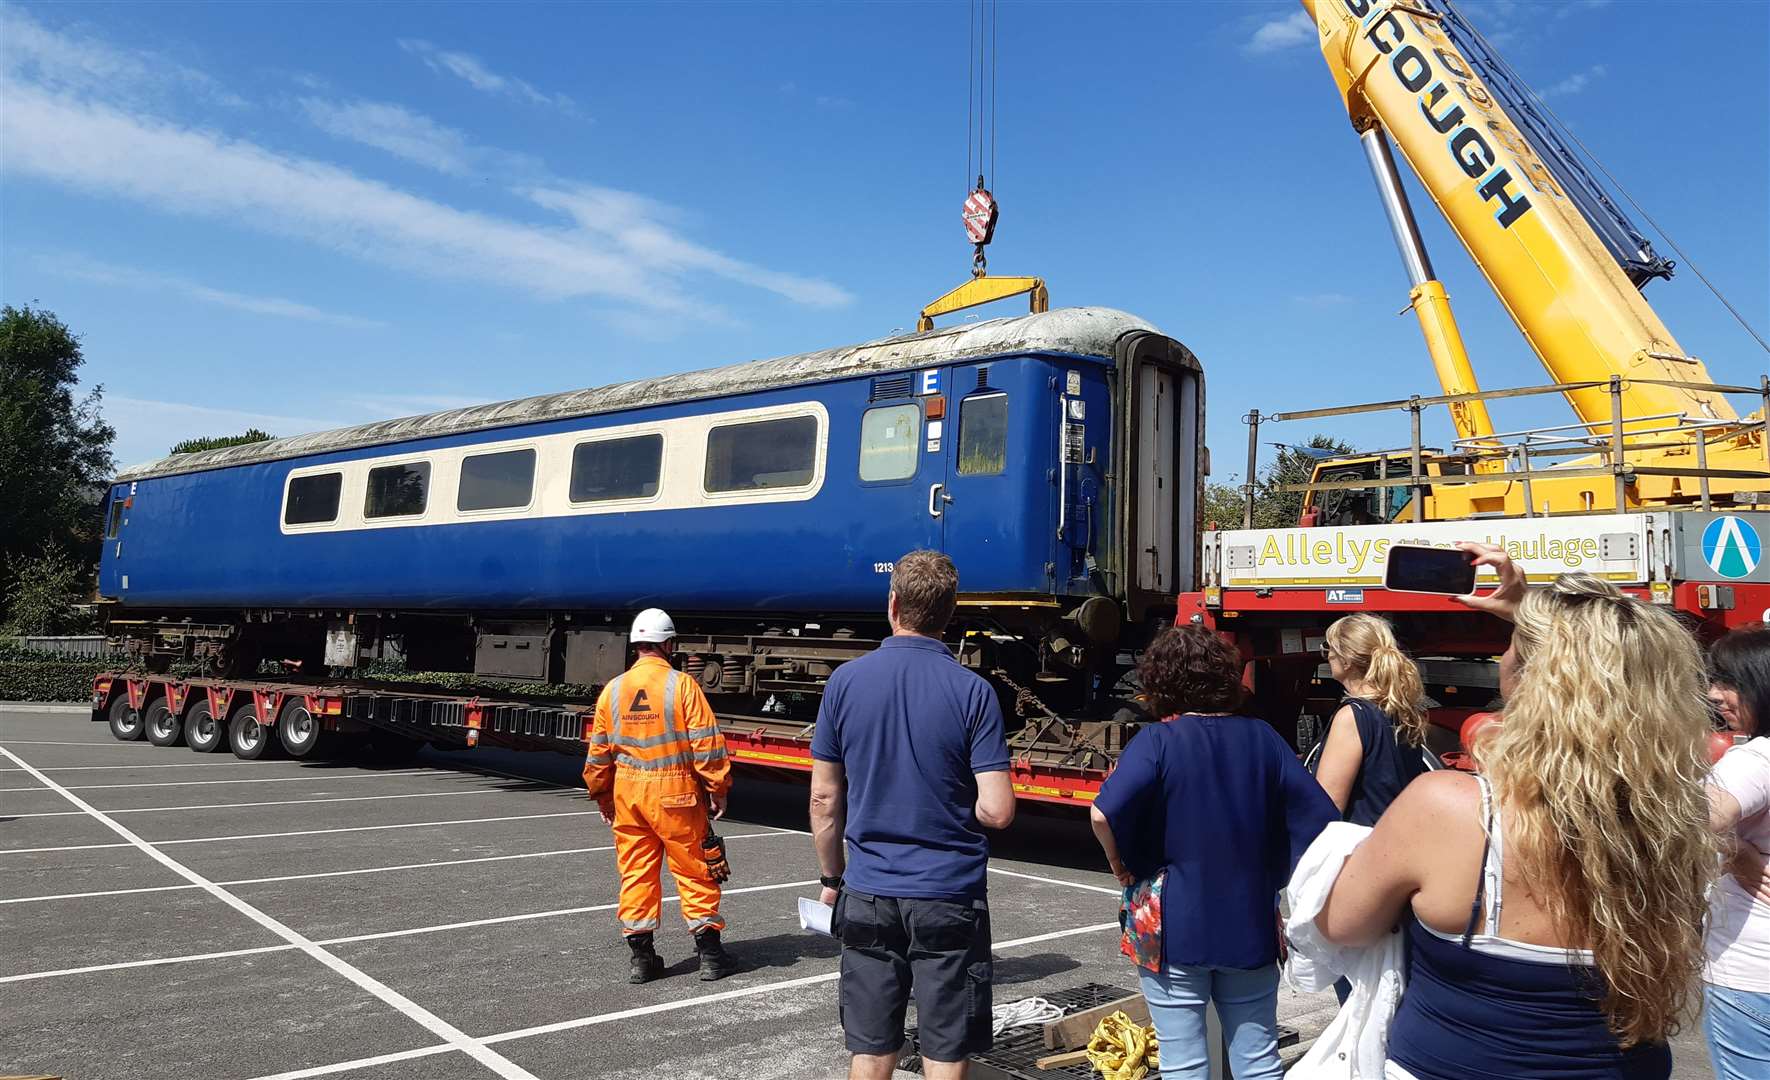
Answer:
[
  {"left": 1084, "top": 1010, "right": 1160, "bottom": 1080},
  {"left": 917, "top": 274, "right": 1049, "bottom": 332}
]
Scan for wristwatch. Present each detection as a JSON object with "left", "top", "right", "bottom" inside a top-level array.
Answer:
[{"left": 819, "top": 874, "right": 844, "bottom": 890}]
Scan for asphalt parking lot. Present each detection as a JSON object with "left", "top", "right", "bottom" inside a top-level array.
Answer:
[
  {"left": 4, "top": 699, "right": 1305, "bottom": 1080},
  {"left": 2, "top": 699, "right": 1708, "bottom": 1080}
]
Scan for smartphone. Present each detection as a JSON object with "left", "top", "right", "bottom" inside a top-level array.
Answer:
[{"left": 1383, "top": 544, "right": 1478, "bottom": 595}]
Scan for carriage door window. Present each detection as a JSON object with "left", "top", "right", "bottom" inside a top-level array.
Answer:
[
  {"left": 285, "top": 472, "right": 343, "bottom": 525},
  {"left": 858, "top": 404, "right": 921, "bottom": 482},
  {"left": 364, "top": 462, "right": 430, "bottom": 518},
  {"left": 956, "top": 393, "right": 1008, "bottom": 476},
  {"left": 106, "top": 498, "right": 124, "bottom": 538}
]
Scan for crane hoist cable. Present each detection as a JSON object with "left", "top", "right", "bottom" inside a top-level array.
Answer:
[
  {"left": 963, "top": 0, "right": 1000, "bottom": 277},
  {"left": 919, "top": 0, "right": 1047, "bottom": 331}
]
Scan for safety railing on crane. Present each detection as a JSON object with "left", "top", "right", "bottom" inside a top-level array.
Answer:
[{"left": 1238, "top": 374, "right": 1770, "bottom": 526}]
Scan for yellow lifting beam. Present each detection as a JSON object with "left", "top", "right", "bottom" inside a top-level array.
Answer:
[{"left": 917, "top": 274, "right": 1049, "bottom": 332}]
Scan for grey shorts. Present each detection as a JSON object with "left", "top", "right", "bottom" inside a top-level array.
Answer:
[{"left": 834, "top": 890, "right": 993, "bottom": 1062}]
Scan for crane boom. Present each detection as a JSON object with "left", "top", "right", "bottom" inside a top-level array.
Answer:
[{"left": 1302, "top": 0, "right": 1736, "bottom": 430}]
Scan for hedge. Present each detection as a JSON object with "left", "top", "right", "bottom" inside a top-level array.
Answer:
[{"left": 0, "top": 657, "right": 109, "bottom": 703}]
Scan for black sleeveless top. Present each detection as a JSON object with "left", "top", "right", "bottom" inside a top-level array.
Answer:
[{"left": 1340, "top": 696, "right": 1427, "bottom": 827}]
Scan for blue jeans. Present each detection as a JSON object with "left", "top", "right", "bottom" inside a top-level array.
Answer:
[
  {"left": 1705, "top": 983, "right": 1770, "bottom": 1080},
  {"left": 1138, "top": 962, "right": 1283, "bottom": 1080}
]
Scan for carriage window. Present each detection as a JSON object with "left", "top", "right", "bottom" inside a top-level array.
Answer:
[
  {"left": 284, "top": 472, "right": 343, "bottom": 525},
  {"left": 858, "top": 404, "right": 920, "bottom": 482},
  {"left": 957, "top": 393, "right": 1009, "bottom": 476},
  {"left": 704, "top": 415, "right": 818, "bottom": 493},
  {"left": 458, "top": 448, "right": 535, "bottom": 512},
  {"left": 571, "top": 434, "right": 662, "bottom": 502},
  {"left": 364, "top": 462, "right": 430, "bottom": 518},
  {"left": 106, "top": 499, "right": 124, "bottom": 538}
]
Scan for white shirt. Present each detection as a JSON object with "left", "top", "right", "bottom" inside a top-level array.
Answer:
[{"left": 1706, "top": 736, "right": 1770, "bottom": 992}]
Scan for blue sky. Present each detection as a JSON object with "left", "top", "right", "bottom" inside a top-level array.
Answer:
[{"left": 3, "top": 0, "right": 1766, "bottom": 483}]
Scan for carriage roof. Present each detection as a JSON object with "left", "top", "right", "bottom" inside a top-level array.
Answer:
[{"left": 117, "top": 306, "right": 1157, "bottom": 482}]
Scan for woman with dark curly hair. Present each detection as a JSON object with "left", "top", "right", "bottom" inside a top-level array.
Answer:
[{"left": 1090, "top": 626, "right": 1337, "bottom": 1079}]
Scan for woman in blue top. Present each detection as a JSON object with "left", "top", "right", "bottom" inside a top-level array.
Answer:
[
  {"left": 1090, "top": 626, "right": 1338, "bottom": 1080},
  {"left": 1315, "top": 613, "right": 1430, "bottom": 827},
  {"left": 1317, "top": 545, "right": 1716, "bottom": 1079}
]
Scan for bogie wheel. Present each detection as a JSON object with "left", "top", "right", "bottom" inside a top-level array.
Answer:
[
  {"left": 227, "top": 701, "right": 278, "bottom": 760},
  {"left": 185, "top": 701, "right": 227, "bottom": 753},
  {"left": 144, "top": 698, "right": 183, "bottom": 747},
  {"left": 277, "top": 699, "right": 322, "bottom": 759},
  {"left": 107, "top": 695, "right": 144, "bottom": 741}
]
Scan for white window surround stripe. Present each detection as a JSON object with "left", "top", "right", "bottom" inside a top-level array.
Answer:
[{"left": 279, "top": 400, "right": 828, "bottom": 536}]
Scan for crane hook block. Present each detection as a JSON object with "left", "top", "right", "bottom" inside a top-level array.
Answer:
[{"left": 963, "top": 187, "right": 998, "bottom": 248}]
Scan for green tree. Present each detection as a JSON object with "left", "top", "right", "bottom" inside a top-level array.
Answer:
[
  {"left": 1203, "top": 434, "right": 1357, "bottom": 530},
  {"left": 0, "top": 306, "right": 114, "bottom": 621},
  {"left": 170, "top": 428, "right": 274, "bottom": 455},
  {"left": 2, "top": 542, "right": 96, "bottom": 636}
]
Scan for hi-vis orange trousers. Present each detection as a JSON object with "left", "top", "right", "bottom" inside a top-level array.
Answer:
[{"left": 611, "top": 771, "right": 724, "bottom": 935}]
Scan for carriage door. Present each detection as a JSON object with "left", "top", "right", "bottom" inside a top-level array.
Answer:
[
  {"left": 934, "top": 361, "right": 1042, "bottom": 593},
  {"left": 1136, "top": 365, "right": 1177, "bottom": 592},
  {"left": 99, "top": 483, "right": 131, "bottom": 598}
]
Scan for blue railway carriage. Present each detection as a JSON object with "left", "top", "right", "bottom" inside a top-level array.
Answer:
[{"left": 98, "top": 307, "right": 1202, "bottom": 719}]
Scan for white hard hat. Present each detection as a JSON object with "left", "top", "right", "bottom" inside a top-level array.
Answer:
[{"left": 630, "top": 607, "right": 677, "bottom": 643}]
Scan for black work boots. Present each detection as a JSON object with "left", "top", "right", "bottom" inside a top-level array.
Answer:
[
  {"left": 694, "top": 927, "right": 736, "bottom": 981},
  {"left": 626, "top": 932, "right": 665, "bottom": 984},
  {"left": 624, "top": 930, "right": 735, "bottom": 983}
]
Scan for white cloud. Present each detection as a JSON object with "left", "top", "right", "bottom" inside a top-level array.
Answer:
[
  {"left": 1, "top": 81, "right": 851, "bottom": 313},
  {"left": 299, "top": 97, "right": 476, "bottom": 174},
  {"left": 37, "top": 252, "right": 385, "bottom": 328},
  {"left": 398, "top": 38, "right": 579, "bottom": 115},
  {"left": 0, "top": 3, "right": 244, "bottom": 107},
  {"left": 1540, "top": 64, "right": 1606, "bottom": 99},
  {"left": 1245, "top": 11, "right": 1315, "bottom": 55},
  {"left": 2, "top": 13, "right": 849, "bottom": 322},
  {"left": 1293, "top": 292, "right": 1355, "bottom": 308},
  {"left": 526, "top": 185, "right": 853, "bottom": 308}
]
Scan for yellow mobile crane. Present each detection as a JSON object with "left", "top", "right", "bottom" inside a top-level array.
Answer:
[{"left": 1285, "top": 0, "right": 1766, "bottom": 521}]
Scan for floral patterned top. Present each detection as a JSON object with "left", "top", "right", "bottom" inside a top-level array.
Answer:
[{"left": 1119, "top": 869, "right": 1166, "bottom": 972}]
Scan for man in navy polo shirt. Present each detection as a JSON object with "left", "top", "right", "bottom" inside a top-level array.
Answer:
[{"left": 809, "top": 549, "right": 1016, "bottom": 1080}]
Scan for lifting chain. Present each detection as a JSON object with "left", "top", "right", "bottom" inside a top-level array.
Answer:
[
  {"left": 973, "top": 246, "right": 988, "bottom": 278},
  {"left": 992, "top": 667, "right": 1062, "bottom": 722}
]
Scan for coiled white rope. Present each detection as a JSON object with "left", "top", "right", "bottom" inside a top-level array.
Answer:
[{"left": 991, "top": 995, "right": 1066, "bottom": 1037}]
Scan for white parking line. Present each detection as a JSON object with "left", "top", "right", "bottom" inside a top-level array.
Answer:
[
  {"left": 8, "top": 789, "right": 514, "bottom": 819},
  {"left": 987, "top": 865, "right": 1121, "bottom": 896},
  {"left": 0, "top": 867, "right": 815, "bottom": 983},
  {"left": 0, "top": 768, "right": 440, "bottom": 791},
  {"left": 0, "top": 809, "right": 602, "bottom": 855},
  {"left": 0, "top": 740, "right": 144, "bottom": 747},
  {"left": 247, "top": 920, "right": 1122, "bottom": 1080},
  {"left": 0, "top": 829, "right": 799, "bottom": 906},
  {"left": 0, "top": 761, "right": 285, "bottom": 772},
  {"left": 0, "top": 745, "right": 545, "bottom": 1080}
]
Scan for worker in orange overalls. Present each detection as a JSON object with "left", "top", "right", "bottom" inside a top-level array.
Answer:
[{"left": 584, "top": 607, "right": 736, "bottom": 983}]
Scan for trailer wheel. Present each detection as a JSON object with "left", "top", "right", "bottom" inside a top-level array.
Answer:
[
  {"left": 228, "top": 702, "right": 277, "bottom": 760},
  {"left": 144, "top": 698, "right": 183, "bottom": 747},
  {"left": 185, "top": 701, "right": 227, "bottom": 753},
  {"left": 107, "top": 695, "right": 144, "bottom": 741},
  {"left": 277, "top": 700, "right": 321, "bottom": 758}
]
